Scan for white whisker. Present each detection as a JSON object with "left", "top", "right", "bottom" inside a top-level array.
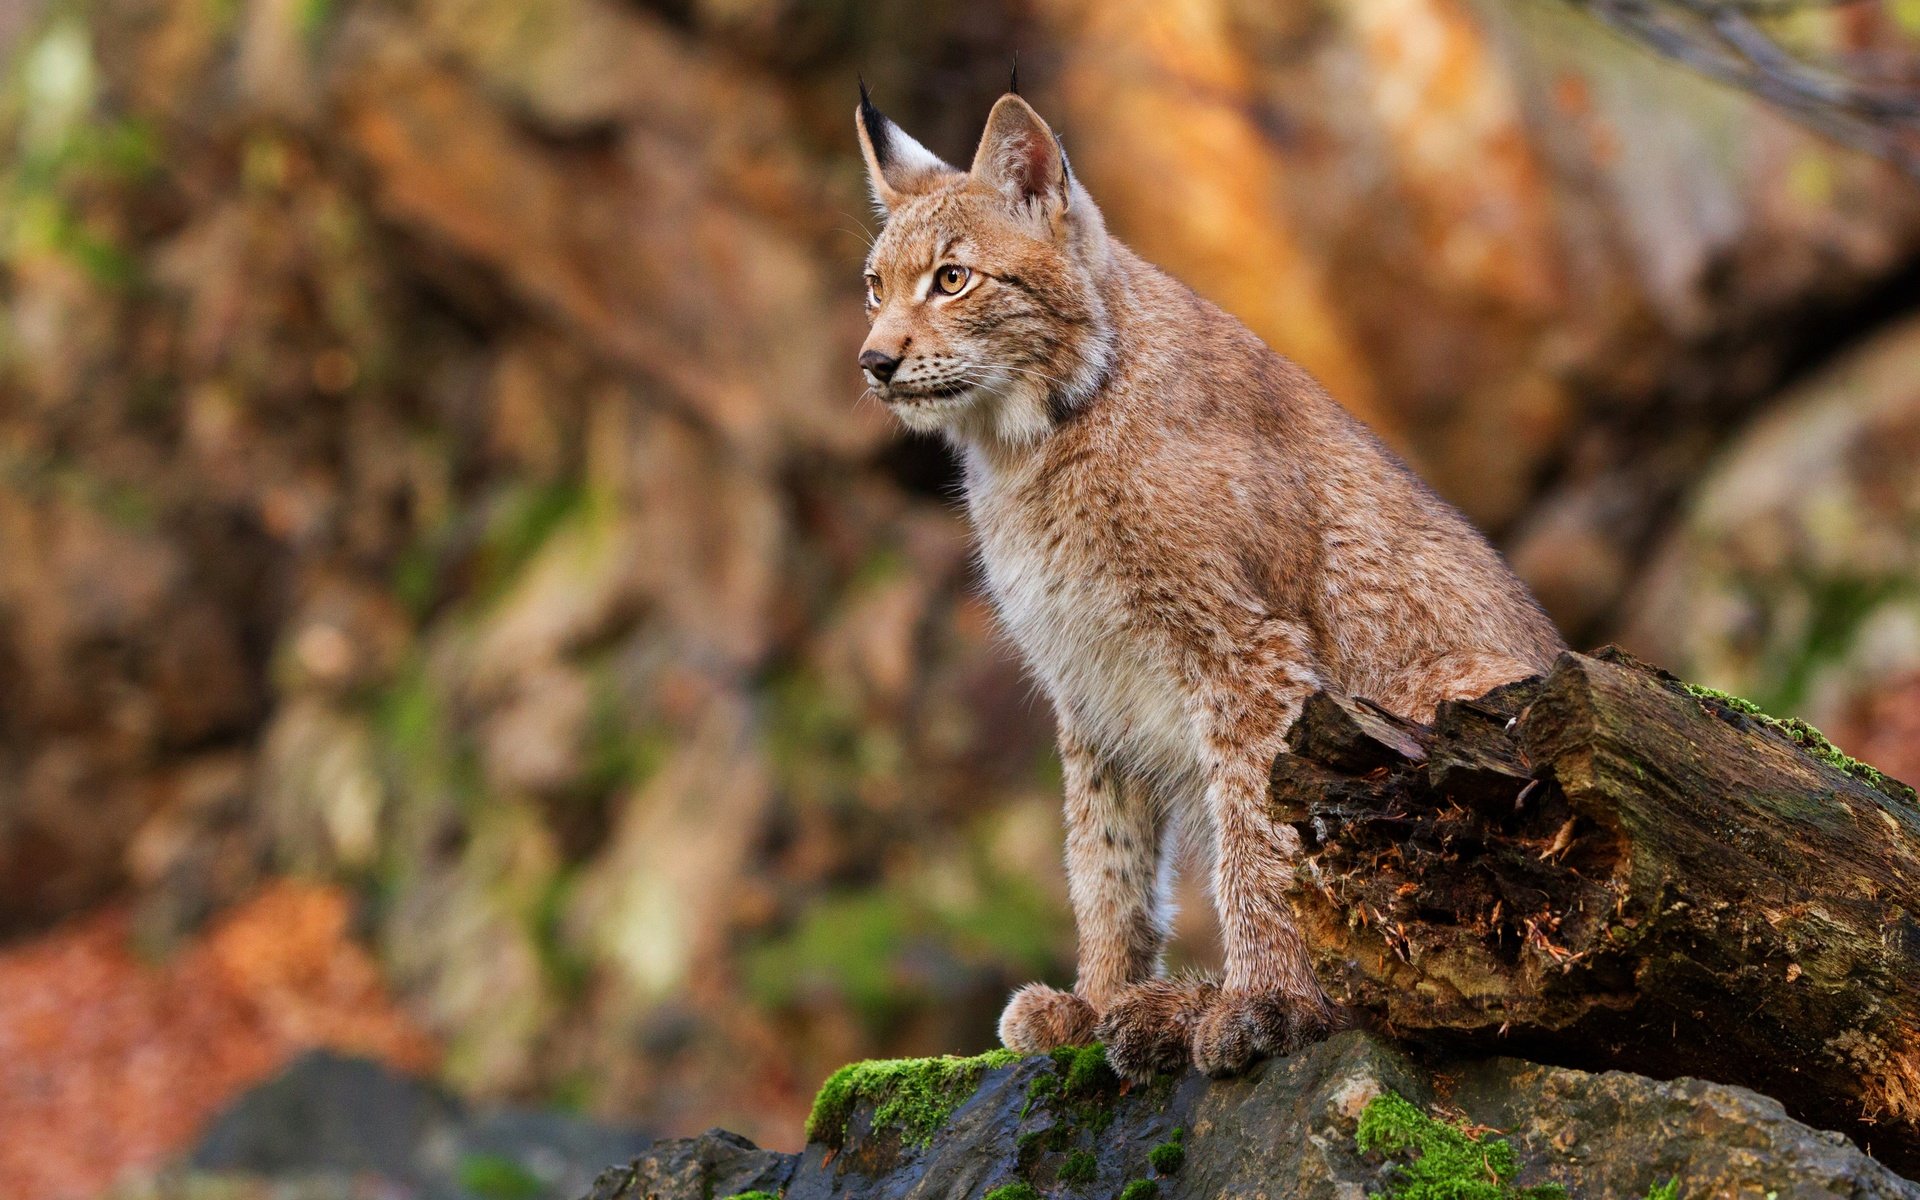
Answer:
[{"left": 835, "top": 210, "right": 879, "bottom": 251}]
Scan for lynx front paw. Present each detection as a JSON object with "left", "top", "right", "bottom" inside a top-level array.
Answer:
[
  {"left": 998, "top": 983, "right": 1097, "bottom": 1054},
  {"left": 1095, "top": 976, "right": 1219, "bottom": 1082},
  {"left": 1190, "top": 989, "right": 1336, "bottom": 1078}
]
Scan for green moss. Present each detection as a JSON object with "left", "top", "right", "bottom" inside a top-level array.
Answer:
[
  {"left": 1147, "top": 1126, "right": 1185, "bottom": 1175},
  {"left": 3, "top": 17, "right": 158, "bottom": 291},
  {"left": 1645, "top": 1180, "right": 1680, "bottom": 1200},
  {"left": 528, "top": 868, "right": 591, "bottom": 1000},
  {"left": 456, "top": 1154, "right": 543, "bottom": 1200},
  {"left": 1356, "top": 1092, "right": 1566, "bottom": 1200},
  {"left": 985, "top": 1184, "right": 1042, "bottom": 1200},
  {"left": 1684, "top": 684, "right": 1763, "bottom": 716},
  {"left": 293, "top": 0, "right": 336, "bottom": 42},
  {"left": 745, "top": 891, "right": 918, "bottom": 1028},
  {"left": 1012, "top": 1041, "right": 1126, "bottom": 1152},
  {"left": 1118, "top": 1181, "right": 1159, "bottom": 1200},
  {"left": 805, "top": 1048, "right": 1020, "bottom": 1149},
  {"left": 1015, "top": 1123, "right": 1066, "bottom": 1172},
  {"left": 579, "top": 665, "right": 670, "bottom": 801},
  {"left": 1051, "top": 1042, "right": 1117, "bottom": 1096},
  {"left": 475, "top": 481, "right": 585, "bottom": 606},
  {"left": 368, "top": 654, "right": 486, "bottom": 812},
  {"left": 1021, "top": 1071, "right": 1061, "bottom": 1119},
  {"left": 745, "top": 871, "right": 1062, "bottom": 1034},
  {"left": 719, "top": 1193, "right": 782, "bottom": 1200},
  {"left": 1059, "top": 1148, "right": 1098, "bottom": 1185},
  {"left": 1682, "top": 682, "right": 1916, "bottom": 801},
  {"left": 1765, "top": 575, "right": 1906, "bottom": 715}
]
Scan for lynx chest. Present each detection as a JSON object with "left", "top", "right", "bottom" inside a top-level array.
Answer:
[{"left": 967, "top": 476, "right": 1196, "bottom": 781}]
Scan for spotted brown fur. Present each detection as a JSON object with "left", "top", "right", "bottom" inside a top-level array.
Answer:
[{"left": 855, "top": 88, "right": 1565, "bottom": 1080}]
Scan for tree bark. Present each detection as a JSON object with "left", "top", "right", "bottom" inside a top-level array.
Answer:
[{"left": 1276, "top": 649, "right": 1920, "bottom": 1171}]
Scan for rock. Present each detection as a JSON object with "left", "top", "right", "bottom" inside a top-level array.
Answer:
[
  {"left": 191, "top": 1050, "right": 654, "bottom": 1200},
  {"left": 1623, "top": 310, "right": 1920, "bottom": 786},
  {"left": 192, "top": 1052, "right": 456, "bottom": 1182},
  {"left": 1453, "top": 1061, "right": 1920, "bottom": 1200},
  {"left": 564, "top": 696, "right": 773, "bottom": 1006},
  {"left": 583, "top": 1033, "right": 1920, "bottom": 1199},
  {"left": 582, "top": 1130, "right": 796, "bottom": 1200},
  {"left": 0, "top": 489, "right": 265, "bottom": 934},
  {"left": 0, "top": 883, "right": 437, "bottom": 1200},
  {"left": 1039, "top": 0, "right": 1920, "bottom": 536}
]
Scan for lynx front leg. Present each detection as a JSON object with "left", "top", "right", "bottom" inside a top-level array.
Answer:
[
  {"left": 998, "top": 721, "right": 1168, "bottom": 1055},
  {"left": 1188, "top": 622, "right": 1336, "bottom": 1077}
]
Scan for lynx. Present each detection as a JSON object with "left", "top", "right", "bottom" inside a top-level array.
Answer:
[{"left": 854, "top": 84, "right": 1566, "bottom": 1080}]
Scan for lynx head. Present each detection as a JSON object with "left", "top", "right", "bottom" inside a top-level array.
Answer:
[{"left": 855, "top": 84, "right": 1115, "bottom": 447}]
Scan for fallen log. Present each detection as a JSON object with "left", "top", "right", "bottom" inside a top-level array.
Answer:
[{"left": 1276, "top": 648, "right": 1920, "bottom": 1172}]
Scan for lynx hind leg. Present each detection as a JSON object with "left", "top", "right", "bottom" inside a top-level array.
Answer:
[
  {"left": 1385, "top": 651, "right": 1547, "bottom": 724},
  {"left": 1188, "top": 618, "right": 1340, "bottom": 1078},
  {"left": 999, "top": 983, "right": 1097, "bottom": 1054},
  {"left": 1097, "top": 975, "right": 1218, "bottom": 1082}
]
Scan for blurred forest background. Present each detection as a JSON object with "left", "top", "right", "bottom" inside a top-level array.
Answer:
[{"left": 5, "top": 0, "right": 1920, "bottom": 1196}]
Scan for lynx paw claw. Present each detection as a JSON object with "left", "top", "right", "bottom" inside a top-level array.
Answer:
[
  {"left": 998, "top": 983, "right": 1097, "bottom": 1054},
  {"left": 1190, "top": 990, "right": 1335, "bottom": 1077},
  {"left": 1095, "top": 977, "right": 1219, "bottom": 1082}
]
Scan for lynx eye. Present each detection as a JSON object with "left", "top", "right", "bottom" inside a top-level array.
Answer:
[
  {"left": 933, "top": 264, "right": 971, "bottom": 296},
  {"left": 864, "top": 273, "right": 883, "bottom": 306}
]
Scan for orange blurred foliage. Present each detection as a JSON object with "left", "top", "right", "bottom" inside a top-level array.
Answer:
[{"left": 0, "top": 880, "right": 437, "bottom": 1200}]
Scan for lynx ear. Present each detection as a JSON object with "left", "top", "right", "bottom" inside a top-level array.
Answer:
[
  {"left": 970, "top": 93, "right": 1069, "bottom": 212},
  {"left": 856, "top": 82, "right": 954, "bottom": 216}
]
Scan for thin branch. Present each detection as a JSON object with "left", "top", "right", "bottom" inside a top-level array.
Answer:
[{"left": 1565, "top": 0, "right": 1920, "bottom": 177}]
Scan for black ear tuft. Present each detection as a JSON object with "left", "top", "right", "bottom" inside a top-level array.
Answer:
[
  {"left": 859, "top": 76, "right": 894, "bottom": 168},
  {"left": 858, "top": 82, "right": 955, "bottom": 211},
  {"left": 1009, "top": 53, "right": 1019, "bottom": 96}
]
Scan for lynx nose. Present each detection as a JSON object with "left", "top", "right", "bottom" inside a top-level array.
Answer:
[{"left": 859, "top": 349, "right": 901, "bottom": 382}]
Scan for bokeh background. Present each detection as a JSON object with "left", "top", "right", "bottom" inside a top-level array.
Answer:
[{"left": 5, "top": 0, "right": 1920, "bottom": 1196}]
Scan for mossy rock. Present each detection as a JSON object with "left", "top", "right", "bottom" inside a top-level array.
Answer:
[
  {"left": 1355, "top": 1092, "right": 1566, "bottom": 1200},
  {"left": 806, "top": 1049, "right": 1021, "bottom": 1149},
  {"left": 618, "top": 1031, "right": 1920, "bottom": 1200}
]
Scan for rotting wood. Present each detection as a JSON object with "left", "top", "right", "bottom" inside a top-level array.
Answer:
[{"left": 1277, "top": 648, "right": 1920, "bottom": 1171}]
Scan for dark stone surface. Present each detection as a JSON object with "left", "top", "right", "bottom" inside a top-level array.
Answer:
[
  {"left": 190, "top": 1050, "right": 654, "bottom": 1200},
  {"left": 581, "top": 1129, "right": 797, "bottom": 1200},
  {"left": 1455, "top": 1059, "right": 1920, "bottom": 1200}
]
